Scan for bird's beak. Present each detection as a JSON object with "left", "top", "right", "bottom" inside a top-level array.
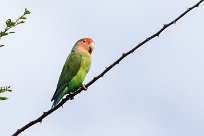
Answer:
[{"left": 89, "top": 42, "right": 94, "bottom": 54}]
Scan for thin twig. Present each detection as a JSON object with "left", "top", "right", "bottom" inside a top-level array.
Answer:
[
  {"left": 0, "top": 8, "right": 30, "bottom": 47},
  {"left": 12, "top": 0, "right": 204, "bottom": 136}
]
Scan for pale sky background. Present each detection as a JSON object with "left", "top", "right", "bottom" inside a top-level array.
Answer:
[{"left": 0, "top": 0, "right": 204, "bottom": 136}]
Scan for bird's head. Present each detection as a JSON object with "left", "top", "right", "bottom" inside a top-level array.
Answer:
[{"left": 72, "top": 38, "right": 95, "bottom": 55}]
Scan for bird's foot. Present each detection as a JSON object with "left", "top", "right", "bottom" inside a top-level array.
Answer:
[
  {"left": 68, "top": 92, "right": 74, "bottom": 100},
  {"left": 81, "top": 84, "right": 87, "bottom": 91}
]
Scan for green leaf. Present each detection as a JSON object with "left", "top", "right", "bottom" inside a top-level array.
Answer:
[
  {"left": 17, "top": 21, "right": 25, "bottom": 25},
  {"left": 0, "top": 32, "right": 9, "bottom": 37},
  {"left": 24, "top": 8, "right": 31, "bottom": 14},
  {"left": 6, "top": 19, "right": 16, "bottom": 27},
  {"left": 10, "top": 22, "right": 16, "bottom": 27},
  {"left": 0, "top": 96, "right": 8, "bottom": 100},
  {"left": 6, "top": 86, "right": 12, "bottom": 92},
  {"left": 20, "top": 16, "right": 27, "bottom": 19},
  {"left": 0, "top": 86, "right": 12, "bottom": 93},
  {"left": 6, "top": 19, "right": 12, "bottom": 27}
]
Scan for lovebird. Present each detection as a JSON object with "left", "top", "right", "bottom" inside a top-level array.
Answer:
[{"left": 51, "top": 38, "right": 94, "bottom": 108}]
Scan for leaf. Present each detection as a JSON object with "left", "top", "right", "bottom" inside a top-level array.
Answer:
[
  {"left": 20, "top": 16, "right": 27, "bottom": 19},
  {"left": 0, "top": 96, "right": 8, "bottom": 100},
  {"left": 8, "top": 31, "right": 15, "bottom": 34},
  {"left": 6, "top": 19, "right": 12, "bottom": 27},
  {"left": 10, "top": 22, "right": 16, "bottom": 27},
  {"left": 17, "top": 21, "right": 25, "bottom": 25},
  {"left": 0, "top": 86, "right": 12, "bottom": 93},
  {"left": 24, "top": 8, "right": 31, "bottom": 14},
  {"left": 6, "top": 19, "right": 16, "bottom": 27},
  {"left": 0, "top": 31, "right": 9, "bottom": 37},
  {"left": 6, "top": 86, "right": 12, "bottom": 92}
]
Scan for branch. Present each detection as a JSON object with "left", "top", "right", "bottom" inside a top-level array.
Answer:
[
  {"left": 0, "top": 8, "right": 30, "bottom": 100},
  {"left": 0, "top": 8, "right": 31, "bottom": 47},
  {"left": 12, "top": 0, "right": 204, "bottom": 136}
]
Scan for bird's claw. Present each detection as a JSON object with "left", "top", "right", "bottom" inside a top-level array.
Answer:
[
  {"left": 81, "top": 84, "right": 87, "bottom": 91},
  {"left": 68, "top": 92, "right": 74, "bottom": 100}
]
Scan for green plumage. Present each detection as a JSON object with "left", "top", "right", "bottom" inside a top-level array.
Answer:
[{"left": 51, "top": 51, "right": 91, "bottom": 108}]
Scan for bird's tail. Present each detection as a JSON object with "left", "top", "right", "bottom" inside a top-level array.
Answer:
[{"left": 51, "top": 92, "right": 64, "bottom": 109}]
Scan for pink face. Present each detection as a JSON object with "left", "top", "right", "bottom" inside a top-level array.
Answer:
[{"left": 77, "top": 38, "right": 95, "bottom": 54}]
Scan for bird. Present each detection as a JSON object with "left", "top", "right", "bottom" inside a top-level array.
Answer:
[{"left": 51, "top": 38, "right": 94, "bottom": 108}]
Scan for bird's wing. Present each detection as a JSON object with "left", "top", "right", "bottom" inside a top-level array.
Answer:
[{"left": 51, "top": 52, "right": 82, "bottom": 101}]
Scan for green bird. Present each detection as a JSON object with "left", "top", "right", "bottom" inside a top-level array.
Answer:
[{"left": 51, "top": 38, "right": 94, "bottom": 108}]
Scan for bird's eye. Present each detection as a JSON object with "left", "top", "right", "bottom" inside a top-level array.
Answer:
[{"left": 83, "top": 40, "right": 86, "bottom": 43}]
